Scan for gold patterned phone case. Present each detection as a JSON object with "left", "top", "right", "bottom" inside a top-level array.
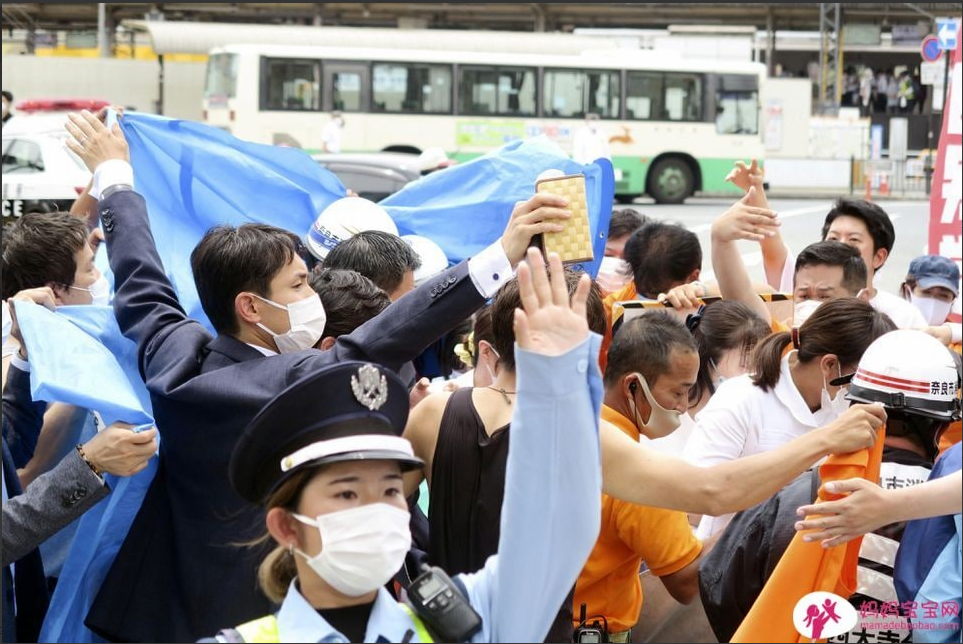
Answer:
[{"left": 535, "top": 173, "right": 594, "bottom": 265}]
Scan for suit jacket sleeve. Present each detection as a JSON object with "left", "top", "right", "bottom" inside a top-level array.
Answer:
[
  {"left": 1, "top": 363, "right": 46, "bottom": 468},
  {"left": 1, "top": 449, "right": 109, "bottom": 566},
  {"left": 292, "top": 260, "right": 487, "bottom": 379},
  {"left": 99, "top": 189, "right": 212, "bottom": 380}
]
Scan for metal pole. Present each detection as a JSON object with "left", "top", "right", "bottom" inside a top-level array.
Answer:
[
  {"left": 766, "top": 8, "right": 775, "bottom": 77},
  {"left": 156, "top": 54, "right": 165, "bottom": 115},
  {"left": 925, "top": 19, "right": 937, "bottom": 196},
  {"left": 98, "top": 3, "right": 109, "bottom": 58}
]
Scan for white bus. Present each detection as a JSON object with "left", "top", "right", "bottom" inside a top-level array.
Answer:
[{"left": 204, "top": 42, "right": 765, "bottom": 203}]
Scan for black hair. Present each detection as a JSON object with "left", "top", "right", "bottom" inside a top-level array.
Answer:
[
  {"left": 622, "top": 221, "right": 702, "bottom": 298},
  {"left": 604, "top": 310, "right": 697, "bottom": 388},
  {"left": 190, "top": 224, "right": 303, "bottom": 335},
  {"left": 491, "top": 270, "right": 605, "bottom": 372},
  {"left": 323, "top": 231, "right": 421, "bottom": 295},
  {"left": 309, "top": 268, "right": 391, "bottom": 338},
  {"left": 822, "top": 198, "right": 895, "bottom": 269},
  {"left": 688, "top": 301, "right": 770, "bottom": 405},
  {"left": 794, "top": 241, "right": 868, "bottom": 295},
  {"left": 752, "top": 297, "right": 896, "bottom": 391},
  {"left": 2, "top": 212, "right": 88, "bottom": 299},
  {"left": 608, "top": 209, "right": 648, "bottom": 240}
]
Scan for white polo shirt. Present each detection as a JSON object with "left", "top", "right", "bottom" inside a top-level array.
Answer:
[{"left": 683, "top": 352, "right": 840, "bottom": 538}]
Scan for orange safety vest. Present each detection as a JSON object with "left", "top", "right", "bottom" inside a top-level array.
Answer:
[{"left": 732, "top": 425, "right": 887, "bottom": 643}]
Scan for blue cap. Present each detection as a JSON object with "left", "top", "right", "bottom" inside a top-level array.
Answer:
[{"left": 907, "top": 255, "right": 960, "bottom": 297}]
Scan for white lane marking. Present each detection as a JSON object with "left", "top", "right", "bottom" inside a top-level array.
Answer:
[{"left": 688, "top": 204, "right": 831, "bottom": 234}]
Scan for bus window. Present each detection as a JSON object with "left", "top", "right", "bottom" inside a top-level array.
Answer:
[
  {"left": 663, "top": 73, "right": 702, "bottom": 121},
  {"left": 262, "top": 58, "right": 321, "bottom": 111},
  {"left": 332, "top": 72, "right": 362, "bottom": 111},
  {"left": 543, "top": 69, "right": 619, "bottom": 118},
  {"left": 715, "top": 91, "right": 759, "bottom": 134},
  {"left": 372, "top": 63, "right": 452, "bottom": 113},
  {"left": 459, "top": 67, "right": 536, "bottom": 116},
  {"left": 205, "top": 53, "right": 238, "bottom": 103},
  {"left": 626, "top": 72, "right": 662, "bottom": 120}
]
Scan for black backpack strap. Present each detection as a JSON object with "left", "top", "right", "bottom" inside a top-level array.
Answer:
[{"left": 809, "top": 468, "right": 821, "bottom": 503}]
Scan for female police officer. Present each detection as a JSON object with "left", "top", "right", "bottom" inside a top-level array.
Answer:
[{"left": 206, "top": 248, "right": 603, "bottom": 643}]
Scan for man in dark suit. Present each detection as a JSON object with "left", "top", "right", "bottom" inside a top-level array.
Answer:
[{"left": 65, "top": 110, "right": 573, "bottom": 642}]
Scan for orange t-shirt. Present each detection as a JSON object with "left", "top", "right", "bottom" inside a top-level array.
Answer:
[
  {"left": 600, "top": 282, "right": 638, "bottom": 373},
  {"left": 573, "top": 405, "right": 703, "bottom": 633}
]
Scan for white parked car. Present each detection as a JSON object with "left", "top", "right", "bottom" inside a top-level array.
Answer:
[{"left": 2, "top": 131, "right": 91, "bottom": 221}]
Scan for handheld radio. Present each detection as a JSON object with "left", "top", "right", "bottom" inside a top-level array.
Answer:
[{"left": 406, "top": 565, "right": 482, "bottom": 642}]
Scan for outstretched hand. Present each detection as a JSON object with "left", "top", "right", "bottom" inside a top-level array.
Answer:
[
  {"left": 514, "top": 247, "right": 590, "bottom": 356},
  {"left": 711, "top": 187, "right": 780, "bottom": 243},
  {"left": 65, "top": 109, "right": 129, "bottom": 173},
  {"left": 725, "top": 159, "right": 764, "bottom": 192},
  {"left": 794, "top": 478, "right": 889, "bottom": 548}
]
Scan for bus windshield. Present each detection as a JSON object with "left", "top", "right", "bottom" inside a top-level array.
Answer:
[{"left": 205, "top": 53, "right": 238, "bottom": 102}]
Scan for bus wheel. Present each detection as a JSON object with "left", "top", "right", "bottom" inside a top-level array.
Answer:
[{"left": 648, "top": 158, "right": 693, "bottom": 205}]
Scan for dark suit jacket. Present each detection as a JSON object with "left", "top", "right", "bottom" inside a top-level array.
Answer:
[
  {"left": 86, "top": 189, "right": 488, "bottom": 642},
  {"left": 2, "top": 364, "right": 51, "bottom": 643}
]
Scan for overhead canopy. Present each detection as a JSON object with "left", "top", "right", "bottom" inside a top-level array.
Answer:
[{"left": 121, "top": 19, "right": 605, "bottom": 56}]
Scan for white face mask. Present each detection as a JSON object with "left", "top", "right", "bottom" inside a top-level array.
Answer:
[
  {"left": 596, "top": 257, "right": 631, "bottom": 293},
  {"left": 69, "top": 274, "right": 111, "bottom": 306},
  {"left": 910, "top": 294, "right": 953, "bottom": 326},
  {"left": 708, "top": 358, "right": 726, "bottom": 392},
  {"left": 483, "top": 344, "right": 500, "bottom": 384},
  {"left": 254, "top": 292, "right": 326, "bottom": 353},
  {"left": 817, "top": 362, "right": 850, "bottom": 422},
  {"left": 793, "top": 299, "right": 822, "bottom": 327},
  {"left": 292, "top": 503, "right": 411, "bottom": 597},
  {"left": 2, "top": 300, "right": 11, "bottom": 347},
  {"left": 630, "top": 373, "right": 683, "bottom": 439}
]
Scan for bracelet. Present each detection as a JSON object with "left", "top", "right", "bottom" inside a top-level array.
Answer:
[{"left": 76, "top": 443, "right": 102, "bottom": 477}]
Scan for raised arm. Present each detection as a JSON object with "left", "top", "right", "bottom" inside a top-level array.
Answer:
[
  {"left": 710, "top": 187, "right": 779, "bottom": 324},
  {"left": 727, "top": 160, "right": 789, "bottom": 289},
  {"left": 65, "top": 110, "right": 206, "bottom": 376},
  {"left": 463, "top": 249, "right": 603, "bottom": 643},
  {"left": 793, "top": 469, "right": 963, "bottom": 548},
  {"left": 601, "top": 404, "right": 885, "bottom": 516}
]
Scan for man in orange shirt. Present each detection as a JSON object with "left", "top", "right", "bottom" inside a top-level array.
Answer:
[{"left": 574, "top": 311, "right": 708, "bottom": 642}]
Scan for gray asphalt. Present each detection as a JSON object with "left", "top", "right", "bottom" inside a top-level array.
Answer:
[{"left": 616, "top": 197, "right": 931, "bottom": 296}]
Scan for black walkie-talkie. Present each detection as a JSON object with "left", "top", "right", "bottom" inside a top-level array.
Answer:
[{"left": 406, "top": 564, "right": 482, "bottom": 642}]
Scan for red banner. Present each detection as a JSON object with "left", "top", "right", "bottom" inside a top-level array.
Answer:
[{"left": 929, "top": 23, "right": 963, "bottom": 323}]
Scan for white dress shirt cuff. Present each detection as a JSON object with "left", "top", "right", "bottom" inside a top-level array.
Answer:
[
  {"left": 467, "top": 241, "right": 513, "bottom": 299},
  {"left": 90, "top": 159, "right": 134, "bottom": 200},
  {"left": 11, "top": 353, "right": 30, "bottom": 373},
  {"left": 949, "top": 322, "right": 962, "bottom": 344}
]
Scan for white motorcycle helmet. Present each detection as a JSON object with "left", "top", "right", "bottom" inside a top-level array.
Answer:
[
  {"left": 845, "top": 330, "right": 961, "bottom": 456},
  {"left": 401, "top": 235, "right": 449, "bottom": 286},
  {"left": 305, "top": 197, "right": 399, "bottom": 261}
]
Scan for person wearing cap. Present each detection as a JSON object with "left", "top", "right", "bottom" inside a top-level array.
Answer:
[
  {"left": 206, "top": 248, "right": 604, "bottom": 643},
  {"left": 901, "top": 255, "right": 962, "bottom": 350},
  {"left": 700, "top": 329, "right": 961, "bottom": 643},
  {"left": 63, "top": 110, "right": 574, "bottom": 643}
]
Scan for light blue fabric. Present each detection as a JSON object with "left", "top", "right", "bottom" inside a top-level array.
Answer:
[
  {"left": 115, "top": 112, "right": 347, "bottom": 328},
  {"left": 264, "top": 335, "right": 604, "bottom": 642},
  {"left": 381, "top": 137, "right": 615, "bottom": 278},
  {"left": 19, "top": 304, "right": 156, "bottom": 644}
]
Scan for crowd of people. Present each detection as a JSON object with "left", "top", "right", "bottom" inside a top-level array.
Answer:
[{"left": 1, "top": 108, "right": 961, "bottom": 644}]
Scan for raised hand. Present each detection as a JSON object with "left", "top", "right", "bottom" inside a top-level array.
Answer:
[
  {"left": 514, "top": 247, "right": 590, "bottom": 356},
  {"left": 725, "top": 159, "right": 764, "bottom": 193},
  {"left": 658, "top": 282, "right": 705, "bottom": 310},
  {"left": 82, "top": 423, "right": 158, "bottom": 477},
  {"left": 794, "top": 478, "right": 889, "bottom": 548},
  {"left": 500, "top": 194, "right": 572, "bottom": 266},
  {"left": 821, "top": 403, "right": 885, "bottom": 455},
  {"left": 65, "top": 109, "right": 129, "bottom": 172},
  {"left": 710, "top": 187, "right": 780, "bottom": 243}
]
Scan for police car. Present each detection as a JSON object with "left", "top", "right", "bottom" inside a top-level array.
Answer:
[{"left": 2, "top": 99, "right": 102, "bottom": 222}]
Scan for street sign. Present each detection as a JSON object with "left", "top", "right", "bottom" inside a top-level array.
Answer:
[
  {"left": 937, "top": 18, "right": 960, "bottom": 50},
  {"left": 922, "top": 34, "right": 942, "bottom": 62},
  {"left": 921, "top": 60, "right": 944, "bottom": 85}
]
